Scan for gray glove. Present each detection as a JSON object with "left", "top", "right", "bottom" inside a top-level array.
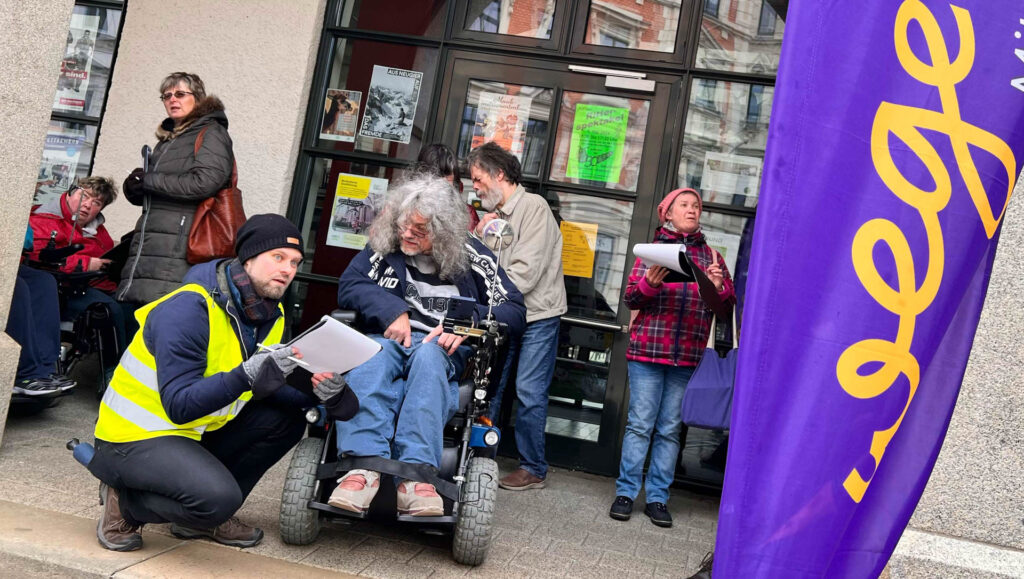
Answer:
[
  {"left": 242, "top": 344, "right": 299, "bottom": 382},
  {"left": 313, "top": 372, "right": 347, "bottom": 401}
]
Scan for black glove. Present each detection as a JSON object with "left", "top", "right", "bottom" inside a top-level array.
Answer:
[
  {"left": 315, "top": 373, "right": 359, "bottom": 421},
  {"left": 123, "top": 168, "right": 146, "bottom": 204}
]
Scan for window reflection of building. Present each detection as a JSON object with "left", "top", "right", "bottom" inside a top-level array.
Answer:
[
  {"left": 466, "top": 0, "right": 556, "bottom": 39},
  {"left": 678, "top": 79, "right": 772, "bottom": 208},
  {"left": 585, "top": 0, "right": 681, "bottom": 53},
  {"left": 697, "top": 0, "right": 784, "bottom": 75},
  {"left": 555, "top": 192, "right": 633, "bottom": 320}
]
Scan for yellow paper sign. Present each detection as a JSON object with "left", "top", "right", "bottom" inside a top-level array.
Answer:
[
  {"left": 335, "top": 174, "right": 371, "bottom": 199},
  {"left": 560, "top": 220, "right": 598, "bottom": 278}
]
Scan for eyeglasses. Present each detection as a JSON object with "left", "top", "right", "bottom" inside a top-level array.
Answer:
[
  {"left": 73, "top": 188, "right": 103, "bottom": 208},
  {"left": 397, "top": 221, "right": 430, "bottom": 240},
  {"left": 159, "top": 90, "right": 194, "bottom": 102}
]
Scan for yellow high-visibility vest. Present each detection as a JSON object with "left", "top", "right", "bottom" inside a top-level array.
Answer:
[{"left": 94, "top": 283, "right": 284, "bottom": 443}]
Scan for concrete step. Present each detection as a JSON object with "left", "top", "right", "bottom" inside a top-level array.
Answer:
[{"left": 0, "top": 499, "right": 359, "bottom": 578}]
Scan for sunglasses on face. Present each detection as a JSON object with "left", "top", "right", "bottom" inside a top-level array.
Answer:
[{"left": 159, "top": 90, "right": 194, "bottom": 102}]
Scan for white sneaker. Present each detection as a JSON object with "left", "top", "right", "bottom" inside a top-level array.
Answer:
[
  {"left": 327, "top": 469, "right": 380, "bottom": 513},
  {"left": 396, "top": 480, "right": 444, "bottom": 516}
]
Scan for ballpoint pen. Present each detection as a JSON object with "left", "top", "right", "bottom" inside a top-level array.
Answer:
[{"left": 255, "top": 342, "right": 310, "bottom": 368}]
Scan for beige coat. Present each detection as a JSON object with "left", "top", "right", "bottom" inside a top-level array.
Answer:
[{"left": 492, "top": 185, "right": 567, "bottom": 323}]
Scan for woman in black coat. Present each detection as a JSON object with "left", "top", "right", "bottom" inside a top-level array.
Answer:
[{"left": 118, "top": 72, "right": 235, "bottom": 307}]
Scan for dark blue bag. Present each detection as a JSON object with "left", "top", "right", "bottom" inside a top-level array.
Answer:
[{"left": 681, "top": 314, "right": 737, "bottom": 430}]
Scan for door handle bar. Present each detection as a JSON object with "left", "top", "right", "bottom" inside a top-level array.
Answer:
[{"left": 561, "top": 315, "right": 628, "bottom": 334}]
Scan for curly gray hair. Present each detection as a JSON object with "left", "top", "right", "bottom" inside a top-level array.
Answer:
[{"left": 367, "top": 172, "right": 470, "bottom": 280}]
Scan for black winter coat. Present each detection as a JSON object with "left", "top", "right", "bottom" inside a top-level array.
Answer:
[{"left": 117, "top": 96, "right": 235, "bottom": 305}]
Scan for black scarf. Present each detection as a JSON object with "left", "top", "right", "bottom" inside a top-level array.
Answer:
[{"left": 225, "top": 259, "right": 280, "bottom": 324}]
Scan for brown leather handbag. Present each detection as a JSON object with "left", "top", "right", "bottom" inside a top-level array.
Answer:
[{"left": 186, "top": 126, "right": 246, "bottom": 264}]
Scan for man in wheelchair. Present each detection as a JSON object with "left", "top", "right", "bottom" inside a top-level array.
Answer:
[
  {"left": 26, "top": 177, "right": 129, "bottom": 376},
  {"left": 327, "top": 173, "right": 525, "bottom": 517}
]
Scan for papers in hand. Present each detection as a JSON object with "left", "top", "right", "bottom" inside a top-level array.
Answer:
[
  {"left": 633, "top": 243, "right": 695, "bottom": 283},
  {"left": 284, "top": 315, "right": 382, "bottom": 375}
]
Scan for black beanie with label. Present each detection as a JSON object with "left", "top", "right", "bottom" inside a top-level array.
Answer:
[{"left": 234, "top": 214, "right": 304, "bottom": 264}]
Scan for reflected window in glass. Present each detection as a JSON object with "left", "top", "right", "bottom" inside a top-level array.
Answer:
[
  {"left": 678, "top": 79, "right": 773, "bottom": 208},
  {"left": 456, "top": 80, "right": 553, "bottom": 179},
  {"left": 543, "top": 190, "right": 633, "bottom": 321},
  {"left": 316, "top": 38, "right": 438, "bottom": 160},
  {"left": 696, "top": 0, "right": 784, "bottom": 75},
  {"left": 757, "top": 0, "right": 777, "bottom": 36},
  {"left": 465, "top": 0, "right": 556, "bottom": 39},
  {"left": 746, "top": 84, "right": 764, "bottom": 124},
  {"left": 337, "top": 0, "right": 447, "bottom": 37},
  {"left": 584, "top": 0, "right": 681, "bottom": 53},
  {"left": 549, "top": 91, "right": 650, "bottom": 193}
]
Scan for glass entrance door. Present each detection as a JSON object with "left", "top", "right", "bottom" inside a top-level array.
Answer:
[{"left": 436, "top": 51, "right": 675, "bottom": 475}]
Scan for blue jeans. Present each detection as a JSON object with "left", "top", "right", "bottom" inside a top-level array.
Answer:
[
  {"left": 335, "top": 332, "right": 469, "bottom": 468},
  {"left": 615, "top": 361, "right": 694, "bottom": 504},
  {"left": 6, "top": 266, "right": 60, "bottom": 381},
  {"left": 494, "top": 316, "right": 560, "bottom": 479}
]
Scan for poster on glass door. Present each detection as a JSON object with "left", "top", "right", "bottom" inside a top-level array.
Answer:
[
  {"left": 320, "top": 89, "right": 362, "bottom": 142},
  {"left": 471, "top": 92, "right": 532, "bottom": 160},
  {"left": 326, "top": 173, "right": 389, "bottom": 249},
  {"left": 358, "top": 65, "right": 422, "bottom": 144},
  {"left": 53, "top": 13, "right": 100, "bottom": 113},
  {"left": 35, "top": 126, "right": 86, "bottom": 204}
]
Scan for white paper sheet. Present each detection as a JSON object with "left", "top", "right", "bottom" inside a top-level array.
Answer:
[{"left": 285, "top": 315, "right": 382, "bottom": 375}]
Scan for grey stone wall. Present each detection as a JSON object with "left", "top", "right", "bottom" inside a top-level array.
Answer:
[
  {"left": 892, "top": 172, "right": 1024, "bottom": 577},
  {"left": 91, "top": 0, "right": 328, "bottom": 240},
  {"left": 0, "top": 0, "right": 76, "bottom": 446}
]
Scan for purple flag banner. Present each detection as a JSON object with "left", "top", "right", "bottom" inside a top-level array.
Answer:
[{"left": 715, "top": 0, "right": 1024, "bottom": 576}]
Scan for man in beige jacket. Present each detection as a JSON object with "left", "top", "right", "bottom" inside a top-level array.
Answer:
[{"left": 469, "top": 142, "right": 567, "bottom": 491}]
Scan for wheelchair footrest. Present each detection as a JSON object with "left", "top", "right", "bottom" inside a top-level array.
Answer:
[
  {"left": 396, "top": 514, "right": 456, "bottom": 524},
  {"left": 309, "top": 500, "right": 369, "bottom": 519},
  {"left": 318, "top": 456, "right": 460, "bottom": 502}
]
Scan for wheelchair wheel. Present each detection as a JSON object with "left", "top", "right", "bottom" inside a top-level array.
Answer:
[
  {"left": 452, "top": 456, "right": 498, "bottom": 565},
  {"left": 280, "top": 436, "right": 324, "bottom": 545}
]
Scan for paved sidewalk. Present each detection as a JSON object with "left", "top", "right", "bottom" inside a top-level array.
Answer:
[{"left": 0, "top": 379, "right": 719, "bottom": 578}]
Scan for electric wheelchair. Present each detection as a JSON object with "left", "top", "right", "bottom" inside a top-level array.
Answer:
[
  {"left": 27, "top": 236, "right": 124, "bottom": 400},
  {"left": 278, "top": 306, "right": 507, "bottom": 565},
  {"left": 279, "top": 219, "right": 517, "bottom": 566}
]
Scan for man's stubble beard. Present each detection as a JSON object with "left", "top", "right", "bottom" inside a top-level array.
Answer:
[{"left": 253, "top": 278, "right": 287, "bottom": 300}]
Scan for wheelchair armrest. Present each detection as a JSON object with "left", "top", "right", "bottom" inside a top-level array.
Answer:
[
  {"left": 37, "top": 243, "right": 85, "bottom": 267},
  {"left": 330, "top": 309, "right": 358, "bottom": 326}
]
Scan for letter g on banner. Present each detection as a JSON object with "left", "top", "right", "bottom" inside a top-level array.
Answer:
[{"left": 837, "top": 0, "right": 1018, "bottom": 503}]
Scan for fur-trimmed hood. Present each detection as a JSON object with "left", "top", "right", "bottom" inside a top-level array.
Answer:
[{"left": 155, "top": 95, "right": 228, "bottom": 141}]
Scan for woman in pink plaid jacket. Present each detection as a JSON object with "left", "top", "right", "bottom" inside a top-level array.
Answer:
[{"left": 609, "top": 188, "right": 735, "bottom": 529}]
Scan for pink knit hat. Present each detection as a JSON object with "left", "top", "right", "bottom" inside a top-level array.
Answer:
[{"left": 657, "top": 188, "right": 701, "bottom": 224}]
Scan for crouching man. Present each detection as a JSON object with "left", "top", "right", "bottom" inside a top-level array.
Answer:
[
  {"left": 89, "top": 214, "right": 356, "bottom": 551},
  {"left": 325, "top": 173, "right": 525, "bottom": 516}
]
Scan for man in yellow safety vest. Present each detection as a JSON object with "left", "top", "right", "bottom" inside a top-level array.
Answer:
[{"left": 89, "top": 214, "right": 356, "bottom": 551}]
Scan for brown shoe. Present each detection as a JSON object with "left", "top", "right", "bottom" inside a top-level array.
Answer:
[
  {"left": 97, "top": 483, "right": 143, "bottom": 551},
  {"left": 498, "top": 468, "right": 546, "bottom": 491},
  {"left": 170, "top": 516, "right": 264, "bottom": 548}
]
